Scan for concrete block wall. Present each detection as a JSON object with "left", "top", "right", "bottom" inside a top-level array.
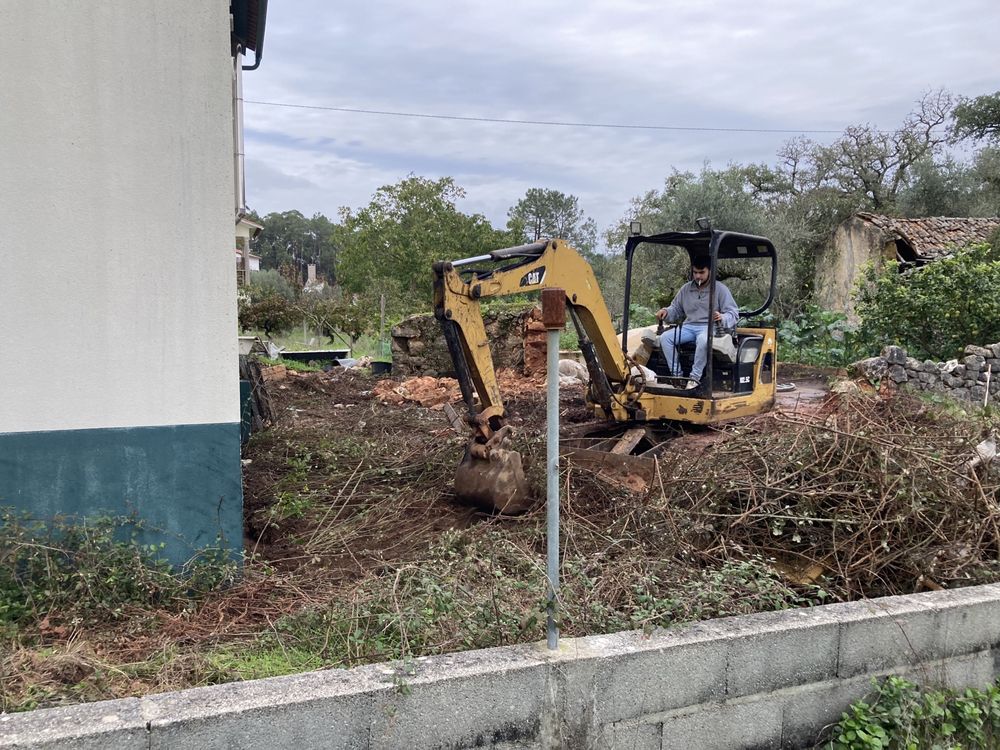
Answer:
[{"left": 4, "top": 585, "right": 1000, "bottom": 749}]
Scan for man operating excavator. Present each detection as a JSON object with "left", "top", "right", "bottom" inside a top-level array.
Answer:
[{"left": 655, "top": 256, "right": 739, "bottom": 390}]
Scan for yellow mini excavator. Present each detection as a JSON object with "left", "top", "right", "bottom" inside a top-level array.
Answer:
[{"left": 432, "top": 224, "right": 779, "bottom": 513}]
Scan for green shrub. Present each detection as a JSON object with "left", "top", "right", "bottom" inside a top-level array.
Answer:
[
  {"left": 822, "top": 676, "right": 1000, "bottom": 749},
  {"left": 559, "top": 329, "right": 580, "bottom": 350},
  {"left": 247, "top": 269, "right": 297, "bottom": 302},
  {"left": 305, "top": 297, "right": 370, "bottom": 347},
  {"left": 854, "top": 244, "right": 1000, "bottom": 360},
  {"left": 258, "top": 356, "right": 323, "bottom": 373},
  {"left": 0, "top": 511, "right": 237, "bottom": 631},
  {"left": 628, "top": 304, "right": 659, "bottom": 328},
  {"left": 240, "top": 294, "right": 301, "bottom": 337},
  {"left": 778, "top": 305, "right": 865, "bottom": 367}
]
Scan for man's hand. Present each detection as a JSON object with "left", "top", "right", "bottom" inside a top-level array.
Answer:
[
  {"left": 712, "top": 311, "right": 723, "bottom": 322},
  {"left": 656, "top": 307, "right": 669, "bottom": 321}
]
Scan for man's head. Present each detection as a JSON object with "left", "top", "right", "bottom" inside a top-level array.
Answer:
[{"left": 691, "top": 256, "right": 711, "bottom": 286}]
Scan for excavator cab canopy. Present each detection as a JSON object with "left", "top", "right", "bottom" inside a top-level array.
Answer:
[{"left": 621, "top": 228, "right": 777, "bottom": 337}]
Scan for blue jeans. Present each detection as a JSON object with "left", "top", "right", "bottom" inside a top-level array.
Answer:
[{"left": 659, "top": 324, "right": 709, "bottom": 380}]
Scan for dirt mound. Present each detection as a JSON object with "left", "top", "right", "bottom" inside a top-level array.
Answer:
[{"left": 371, "top": 375, "right": 460, "bottom": 408}]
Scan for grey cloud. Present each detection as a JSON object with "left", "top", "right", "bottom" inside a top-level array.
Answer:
[
  {"left": 244, "top": 158, "right": 319, "bottom": 191},
  {"left": 242, "top": 0, "right": 1000, "bottom": 236}
]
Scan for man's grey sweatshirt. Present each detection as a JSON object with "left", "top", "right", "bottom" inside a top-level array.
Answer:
[{"left": 663, "top": 281, "right": 739, "bottom": 328}]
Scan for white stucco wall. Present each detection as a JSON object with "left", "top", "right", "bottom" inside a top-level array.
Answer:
[{"left": 0, "top": 1, "right": 238, "bottom": 433}]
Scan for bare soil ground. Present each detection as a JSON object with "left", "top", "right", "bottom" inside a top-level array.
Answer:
[
  {"left": 242, "top": 368, "right": 830, "bottom": 574},
  {"left": 4, "top": 365, "right": 997, "bottom": 711}
]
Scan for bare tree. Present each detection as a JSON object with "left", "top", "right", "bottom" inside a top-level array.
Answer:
[{"left": 808, "top": 89, "right": 954, "bottom": 210}]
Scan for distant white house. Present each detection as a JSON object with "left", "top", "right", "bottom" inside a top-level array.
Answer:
[
  {"left": 235, "top": 247, "right": 262, "bottom": 272},
  {"left": 236, "top": 215, "right": 264, "bottom": 284},
  {"left": 0, "top": 0, "right": 268, "bottom": 565}
]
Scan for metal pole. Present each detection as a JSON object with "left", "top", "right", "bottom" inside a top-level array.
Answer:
[
  {"left": 546, "top": 326, "right": 560, "bottom": 649},
  {"left": 540, "top": 288, "right": 565, "bottom": 651},
  {"left": 380, "top": 294, "right": 386, "bottom": 358}
]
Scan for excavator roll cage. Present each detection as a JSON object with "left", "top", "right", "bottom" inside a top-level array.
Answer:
[{"left": 622, "top": 228, "right": 778, "bottom": 397}]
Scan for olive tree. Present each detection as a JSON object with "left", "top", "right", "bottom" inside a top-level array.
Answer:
[
  {"left": 952, "top": 91, "right": 1000, "bottom": 144},
  {"left": 336, "top": 175, "right": 520, "bottom": 318}
]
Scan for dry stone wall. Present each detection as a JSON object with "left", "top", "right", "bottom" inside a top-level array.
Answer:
[
  {"left": 391, "top": 306, "right": 535, "bottom": 377},
  {"left": 851, "top": 342, "right": 1000, "bottom": 405}
]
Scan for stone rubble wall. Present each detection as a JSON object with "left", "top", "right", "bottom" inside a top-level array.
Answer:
[
  {"left": 851, "top": 342, "right": 1000, "bottom": 405},
  {"left": 391, "top": 306, "right": 540, "bottom": 377}
]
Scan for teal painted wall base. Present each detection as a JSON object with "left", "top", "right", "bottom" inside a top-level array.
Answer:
[
  {"left": 0, "top": 423, "right": 243, "bottom": 568},
  {"left": 240, "top": 379, "right": 252, "bottom": 445}
]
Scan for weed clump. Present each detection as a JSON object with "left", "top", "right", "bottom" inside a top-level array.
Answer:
[
  {"left": 819, "top": 676, "right": 1000, "bottom": 748},
  {"left": 0, "top": 511, "right": 237, "bottom": 633}
]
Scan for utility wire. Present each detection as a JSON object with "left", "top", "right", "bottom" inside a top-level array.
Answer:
[{"left": 243, "top": 99, "right": 842, "bottom": 135}]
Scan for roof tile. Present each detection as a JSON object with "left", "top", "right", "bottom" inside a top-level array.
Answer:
[{"left": 856, "top": 212, "right": 1000, "bottom": 260}]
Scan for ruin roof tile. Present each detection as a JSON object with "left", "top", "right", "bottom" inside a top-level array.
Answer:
[{"left": 856, "top": 212, "right": 1000, "bottom": 259}]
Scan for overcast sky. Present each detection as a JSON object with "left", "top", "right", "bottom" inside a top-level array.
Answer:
[{"left": 242, "top": 1, "right": 1000, "bottom": 241}]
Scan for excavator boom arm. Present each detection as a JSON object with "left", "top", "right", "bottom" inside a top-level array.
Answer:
[{"left": 433, "top": 239, "right": 628, "bottom": 438}]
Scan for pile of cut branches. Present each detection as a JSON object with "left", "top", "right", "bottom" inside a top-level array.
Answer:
[{"left": 659, "top": 392, "right": 999, "bottom": 600}]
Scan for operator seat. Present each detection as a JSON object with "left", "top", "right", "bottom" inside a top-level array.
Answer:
[{"left": 646, "top": 328, "right": 766, "bottom": 394}]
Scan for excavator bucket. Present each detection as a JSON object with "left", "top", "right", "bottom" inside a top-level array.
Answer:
[{"left": 453, "top": 444, "right": 532, "bottom": 514}]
